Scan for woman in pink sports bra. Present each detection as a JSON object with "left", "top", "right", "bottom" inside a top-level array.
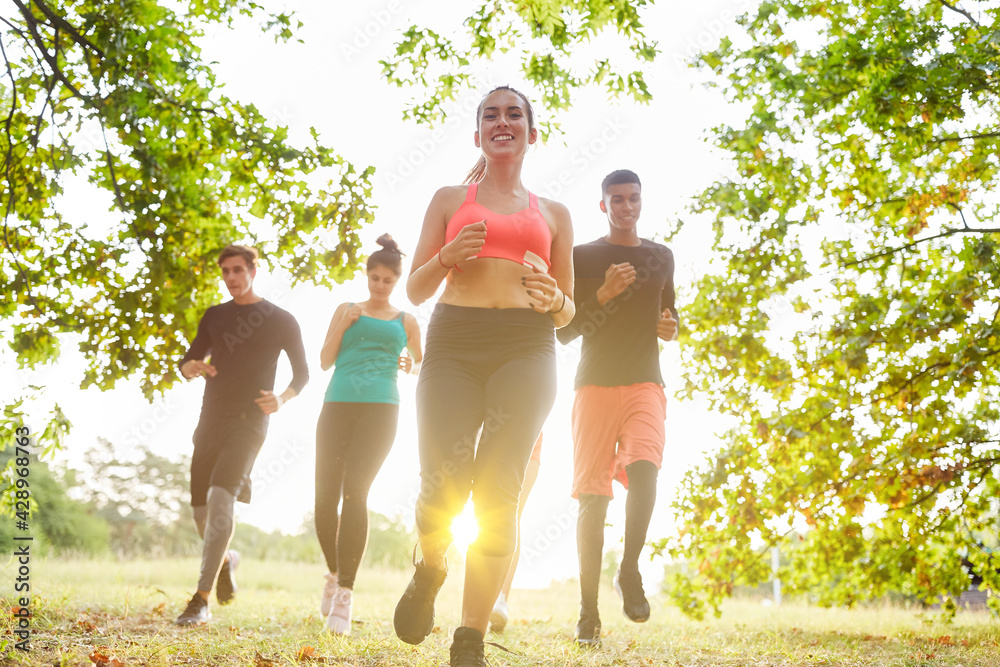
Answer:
[{"left": 393, "top": 86, "right": 575, "bottom": 666}]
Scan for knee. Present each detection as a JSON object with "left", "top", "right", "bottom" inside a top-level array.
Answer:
[
  {"left": 577, "top": 493, "right": 611, "bottom": 524},
  {"left": 469, "top": 488, "right": 520, "bottom": 557},
  {"left": 415, "top": 474, "right": 466, "bottom": 539},
  {"left": 625, "top": 460, "right": 658, "bottom": 488},
  {"left": 205, "top": 486, "right": 236, "bottom": 534}
]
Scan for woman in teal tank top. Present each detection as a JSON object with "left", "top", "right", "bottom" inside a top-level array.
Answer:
[{"left": 314, "top": 234, "right": 423, "bottom": 634}]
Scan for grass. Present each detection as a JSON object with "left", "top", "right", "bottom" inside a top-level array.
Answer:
[{"left": 1, "top": 557, "right": 998, "bottom": 665}]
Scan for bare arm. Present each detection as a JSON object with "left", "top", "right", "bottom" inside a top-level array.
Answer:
[
  {"left": 400, "top": 313, "right": 424, "bottom": 374},
  {"left": 406, "top": 186, "right": 486, "bottom": 305},
  {"left": 527, "top": 199, "right": 575, "bottom": 328},
  {"left": 319, "top": 303, "right": 361, "bottom": 371}
]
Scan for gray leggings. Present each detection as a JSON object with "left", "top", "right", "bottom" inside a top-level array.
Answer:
[{"left": 193, "top": 485, "right": 236, "bottom": 592}]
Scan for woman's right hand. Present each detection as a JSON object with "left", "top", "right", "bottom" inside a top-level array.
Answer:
[
  {"left": 342, "top": 304, "right": 363, "bottom": 327},
  {"left": 440, "top": 221, "right": 487, "bottom": 267}
]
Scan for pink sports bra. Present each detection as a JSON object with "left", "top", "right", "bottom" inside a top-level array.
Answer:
[{"left": 444, "top": 183, "right": 552, "bottom": 271}]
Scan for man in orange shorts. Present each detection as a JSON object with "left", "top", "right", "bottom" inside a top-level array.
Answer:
[{"left": 556, "top": 169, "right": 679, "bottom": 647}]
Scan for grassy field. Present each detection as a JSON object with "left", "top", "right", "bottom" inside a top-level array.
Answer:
[{"left": 1, "top": 557, "right": 998, "bottom": 665}]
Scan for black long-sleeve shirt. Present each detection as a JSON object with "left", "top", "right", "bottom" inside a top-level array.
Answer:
[
  {"left": 180, "top": 299, "right": 309, "bottom": 420},
  {"left": 556, "top": 238, "right": 678, "bottom": 388}
]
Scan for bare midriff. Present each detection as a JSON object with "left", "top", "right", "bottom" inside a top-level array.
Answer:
[{"left": 438, "top": 257, "right": 536, "bottom": 309}]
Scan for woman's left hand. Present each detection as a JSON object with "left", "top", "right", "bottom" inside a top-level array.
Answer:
[
  {"left": 398, "top": 351, "right": 413, "bottom": 374},
  {"left": 522, "top": 270, "right": 560, "bottom": 313}
]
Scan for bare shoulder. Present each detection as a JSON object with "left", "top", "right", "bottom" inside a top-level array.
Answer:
[
  {"left": 537, "top": 197, "right": 573, "bottom": 241},
  {"left": 330, "top": 302, "right": 352, "bottom": 318},
  {"left": 537, "top": 196, "right": 571, "bottom": 222},
  {"left": 431, "top": 185, "right": 469, "bottom": 207},
  {"left": 426, "top": 185, "right": 470, "bottom": 222}
]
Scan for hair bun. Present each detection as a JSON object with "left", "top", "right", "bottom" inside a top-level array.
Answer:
[{"left": 376, "top": 233, "right": 402, "bottom": 254}]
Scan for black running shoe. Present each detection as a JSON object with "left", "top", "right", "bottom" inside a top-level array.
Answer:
[
  {"left": 393, "top": 558, "right": 447, "bottom": 645},
  {"left": 450, "top": 626, "right": 486, "bottom": 667},
  {"left": 216, "top": 549, "right": 239, "bottom": 605},
  {"left": 575, "top": 608, "right": 602, "bottom": 648},
  {"left": 613, "top": 566, "right": 650, "bottom": 623},
  {"left": 175, "top": 593, "right": 210, "bottom": 626}
]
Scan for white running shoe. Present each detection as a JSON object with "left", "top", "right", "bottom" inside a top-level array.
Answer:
[
  {"left": 326, "top": 587, "right": 353, "bottom": 635},
  {"left": 489, "top": 592, "right": 509, "bottom": 633},
  {"left": 320, "top": 572, "right": 339, "bottom": 617}
]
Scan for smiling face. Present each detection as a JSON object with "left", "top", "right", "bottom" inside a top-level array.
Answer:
[
  {"left": 474, "top": 88, "right": 537, "bottom": 157},
  {"left": 366, "top": 263, "right": 400, "bottom": 302},
  {"left": 220, "top": 255, "right": 256, "bottom": 299},
  {"left": 600, "top": 182, "right": 643, "bottom": 236}
]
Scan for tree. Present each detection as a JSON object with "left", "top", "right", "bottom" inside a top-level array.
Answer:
[
  {"left": 661, "top": 0, "right": 1000, "bottom": 617},
  {"left": 1, "top": 0, "right": 377, "bottom": 465},
  {"left": 66, "top": 437, "right": 201, "bottom": 556},
  {"left": 0, "top": 449, "right": 109, "bottom": 555},
  {"left": 382, "top": 0, "right": 657, "bottom": 134}
]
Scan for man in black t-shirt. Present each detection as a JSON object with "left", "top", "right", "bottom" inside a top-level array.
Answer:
[
  {"left": 174, "top": 245, "right": 309, "bottom": 626},
  {"left": 557, "top": 170, "right": 679, "bottom": 647}
]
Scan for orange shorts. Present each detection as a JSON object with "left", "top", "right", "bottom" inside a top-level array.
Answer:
[
  {"left": 571, "top": 383, "right": 666, "bottom": 498},
  {"left": 529, "top": 431, "right": 543, "bottom": 464}
]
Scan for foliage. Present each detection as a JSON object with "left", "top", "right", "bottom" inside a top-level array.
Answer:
[
  {"left": 66, "top": 438, "right": 200, "bottom": 557},
  {"left": 0, "top": 0, "right": 376, "bottom": 461},
  {"left": 381, "top": 0, "right": 657, "bottom": 135},
  {"left": 0, "top": 449, "right": 108, "bottom": 556},
  {"left": 361, "top": 512, "right": 417, "bottom": 570},
  {"left": 662, "top": 0, "right": 1000, "bottom": 618}
]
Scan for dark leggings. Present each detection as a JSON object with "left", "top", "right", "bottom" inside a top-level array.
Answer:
[
  {"left": 415, "top": 304, "right": 557, "bottom": 557},
  {"left": 577, "top": 460, "right": 658, "bottom": 612},
  {"left": 315, "top": 401, "right": 399, "bottom": 589}
]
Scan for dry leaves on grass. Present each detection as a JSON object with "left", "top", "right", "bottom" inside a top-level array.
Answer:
[
  {"left": 89, "top": 649, "right": 125, "bottom": 667},
  {"left": 254, "top": 652, "right": 277, "bottom": 666}
]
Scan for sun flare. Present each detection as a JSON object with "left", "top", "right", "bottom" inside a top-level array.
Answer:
[{"left": 450, "top": 504, "right": 480, "bottom": 551}]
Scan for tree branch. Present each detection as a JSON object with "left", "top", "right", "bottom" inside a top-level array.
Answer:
[
  {"left": 933, "top": 131, "right": 1000, "bottom": 143},
  {"left": 0, "top": 31, "right": 47, "bottom": 324},
  {"left": 30, "top": 0, "right": 105, "bottom": 58},
  {"left": 11, "top": 0, "right": 87, "bottom": 100},
  {"left": 937, "top": 0, "right": 981, "bottom": 26},
  {"left": 844, "top": 226, "right": 1000, "bottom": 268}
]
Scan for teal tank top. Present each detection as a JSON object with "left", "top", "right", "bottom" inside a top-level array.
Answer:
[{"left": 325, "top": 311, "right": 408, "bottom": 404}]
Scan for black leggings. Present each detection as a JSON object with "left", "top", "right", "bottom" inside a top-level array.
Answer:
[
  {"left": 415, "top": 304, "right": 557, "bottom": 557},
  {"left": 315, "top": 401, "right": 399, "bottom": 589}
]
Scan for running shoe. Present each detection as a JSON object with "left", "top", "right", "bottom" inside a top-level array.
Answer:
[
  {"left": 449, "top": 626, "right": 486, "bottom": 666},
  {"left": 326, "top": 587, "right": 353, "bottom": 635},
  {"left": 393, "top": 555, "right": 447, "bottom": 645},
  {"left": 320, "top": 572, "right": 339, "bottom": 617},
  {"left": 216, "top": 550, "right": 240, "bottom": 605},
  {"left": 489, "top": 592, "right": 509, "bottom": 633},
  {"left": 175, "top": 593, "right": 210, "bottom": 626},
  {"left": 613, "top": 566, "right": 650, "bottom": 623},
  {"left": 575, "top": 608, "right": 602, "bottom": 648}
]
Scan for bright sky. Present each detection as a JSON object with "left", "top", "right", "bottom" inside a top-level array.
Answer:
[{"left": 6, "top": 0, "right": 761, "bottom": 587}]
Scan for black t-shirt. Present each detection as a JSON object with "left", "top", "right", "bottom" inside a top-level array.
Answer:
[
  {"left": 180, "top": 299, "right": 309, "bottom": 420},
  {"left": 556, "top": 238, "right": 677, "bottom": 388}
]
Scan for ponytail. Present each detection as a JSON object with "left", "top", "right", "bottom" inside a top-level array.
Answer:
[{"left": 463, "top": 155, "right": 486, "bottom": 185}]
